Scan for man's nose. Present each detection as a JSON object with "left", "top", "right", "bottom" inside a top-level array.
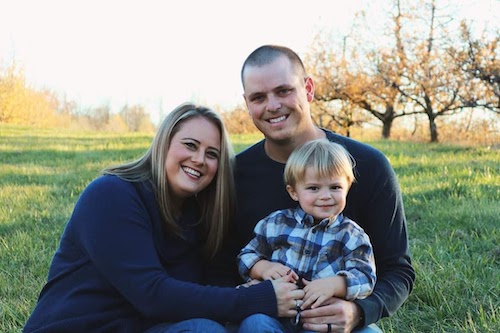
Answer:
[{"left": 266, "top": 95, "right": 282, "bottom": 112}]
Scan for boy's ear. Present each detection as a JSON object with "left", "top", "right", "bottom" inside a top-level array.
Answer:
[{"left": 286, "top": 185, "right": 299, "bottom": 202}]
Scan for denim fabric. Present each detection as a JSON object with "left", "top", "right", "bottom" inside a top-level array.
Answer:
[{"left": 145, "top": 318, "right": 226, "bottom": 333}]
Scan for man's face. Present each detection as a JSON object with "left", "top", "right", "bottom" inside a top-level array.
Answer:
[{"left": 242, "top": 56, "right": 315, "bottom": 144}]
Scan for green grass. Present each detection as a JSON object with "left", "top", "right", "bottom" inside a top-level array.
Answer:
[{"left": 1, "top": 125, "right": 499, "bottom": 332}]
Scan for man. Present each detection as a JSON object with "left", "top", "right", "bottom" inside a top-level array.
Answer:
[{"left": 209, "top": 45, "right": 415, "bottom": 333}]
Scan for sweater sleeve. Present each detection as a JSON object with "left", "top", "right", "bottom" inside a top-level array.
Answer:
[
  {"left": 72, "top": 176, "right": 277, "bottom": 323},
  {"left": 350, "top": 152, "right": 415, "bottom": 326}
]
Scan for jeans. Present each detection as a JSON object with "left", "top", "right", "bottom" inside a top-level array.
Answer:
[
  {"left": 144, "top": 318, "right": 226, "bottom": 333},
  {"left": 235, "top": 313, "right": 383, "bottom": 333}
]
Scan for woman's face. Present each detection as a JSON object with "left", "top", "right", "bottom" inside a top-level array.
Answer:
[{"left": 165, "top": 116, "right": 221, "bottom": 201}]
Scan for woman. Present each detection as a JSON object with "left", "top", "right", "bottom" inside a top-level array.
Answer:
[{"left": 24, "top": 103, "right": 302, "bottom": 333}]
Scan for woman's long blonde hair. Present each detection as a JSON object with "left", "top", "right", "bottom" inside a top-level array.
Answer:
[{"left": 103, "top": 103, "right": 235, "bottom": 257}]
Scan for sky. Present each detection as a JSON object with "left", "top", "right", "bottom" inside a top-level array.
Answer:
[{"left": 0, "top": 0, "right": 498, "bottom": 123}]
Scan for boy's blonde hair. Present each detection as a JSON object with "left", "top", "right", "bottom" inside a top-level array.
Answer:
[{"left": 284, "top": 139, "right": 356, "bottom": 187}]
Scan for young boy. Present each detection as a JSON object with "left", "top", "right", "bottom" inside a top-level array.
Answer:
[{"left": 237, "top": 139, "right": 376, "bottom": 331}]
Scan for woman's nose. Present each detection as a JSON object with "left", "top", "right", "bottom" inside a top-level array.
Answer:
[{"left": 191, "top": 151, "right": 205, "bottom": 164}]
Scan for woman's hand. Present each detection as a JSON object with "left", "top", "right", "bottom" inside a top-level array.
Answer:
[{"left": 271, "top": 275, "right": 305, "bottom": 317}]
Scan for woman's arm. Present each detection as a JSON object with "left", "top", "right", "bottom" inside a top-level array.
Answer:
[{"left": 72, "top": 176, "right": 278, "bottom": 323}]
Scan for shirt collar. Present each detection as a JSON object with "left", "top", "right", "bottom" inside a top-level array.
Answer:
[{"left": 293, "top": 206, "right": 343, "bottom": 229}]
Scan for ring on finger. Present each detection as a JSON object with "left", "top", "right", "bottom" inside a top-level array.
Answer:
[{"left": 327, "top": 323, "right": 332, "bottom": 333}]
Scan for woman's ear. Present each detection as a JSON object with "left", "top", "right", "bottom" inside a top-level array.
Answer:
[{"left": 286, "top": 185, "right": 299, "bottom": 202}]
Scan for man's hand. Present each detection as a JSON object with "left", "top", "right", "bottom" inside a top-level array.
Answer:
[{"left": 300, "top": 297, "right": 361, "bottom": 333}]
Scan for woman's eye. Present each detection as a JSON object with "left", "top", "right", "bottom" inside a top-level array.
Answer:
[
  {"left": 207, "top": 151, "right": 220, "bottom": 159},
  {"left": 184, "top": 142, "right": 196, "bottom": 149}
]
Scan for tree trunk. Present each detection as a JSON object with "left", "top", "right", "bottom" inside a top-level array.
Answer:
[
  {"left": 429, "top": 117, "right": 439, "bottom": 142},
  {"left": 382, "top": 117, "right": 393, "bottom": 139}
]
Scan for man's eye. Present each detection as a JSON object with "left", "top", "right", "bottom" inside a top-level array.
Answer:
[
  {"left": 278, "top": 88, "right": 292, "bottom": 96},
  {"left": 251, "top": 95, "right": 265, "bottom": 102}
]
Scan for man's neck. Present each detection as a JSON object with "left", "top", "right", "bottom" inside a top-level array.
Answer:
[{"left": 264, "top": 127, "right": 325, "bottom": 163}]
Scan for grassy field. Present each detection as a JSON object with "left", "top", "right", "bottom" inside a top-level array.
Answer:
[{"left": 0, "top": 124, "right": 498, "bottom": 332}]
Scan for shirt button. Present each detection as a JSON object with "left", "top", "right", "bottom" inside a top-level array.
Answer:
[
  {"left": 305, "top": 250, "right": 310, "bottom": 255},
  {"left": 312, "top": 229, "right": 317, "bottom": 233}
]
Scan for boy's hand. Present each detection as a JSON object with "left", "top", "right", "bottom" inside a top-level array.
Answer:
[
  {"left": 250, "top": 260, "right": 299, "bottom": 282},
  {"left": 301, "top": 277, "right": 338, "bottom": 309},
  {"left": 236, "top": 279, "right": 261, "bottom": 289}
]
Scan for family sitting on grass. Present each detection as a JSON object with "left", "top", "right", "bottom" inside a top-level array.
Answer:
[{"left": 24, "top": 45, "right": 414, "bottom": 333}]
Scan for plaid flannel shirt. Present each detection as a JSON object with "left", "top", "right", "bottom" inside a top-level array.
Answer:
[{"left": 237, "top": 207, "right": 376, "bottom": 300}]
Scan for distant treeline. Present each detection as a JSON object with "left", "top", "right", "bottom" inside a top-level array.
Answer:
[{"left": 0, "top": 65, "right": 154, "bottom": 132}]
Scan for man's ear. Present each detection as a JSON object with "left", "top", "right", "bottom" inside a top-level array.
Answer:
[
  {"left": 286, "top": 185, "right": 299, "bottom": 202},
  {"left": 305, "top": 77, "right": 315, "bottom": 102}
]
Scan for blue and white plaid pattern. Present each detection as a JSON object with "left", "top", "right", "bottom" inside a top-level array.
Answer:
[{"left": 237, "top": 207, "right": 376, "bottom": 300}]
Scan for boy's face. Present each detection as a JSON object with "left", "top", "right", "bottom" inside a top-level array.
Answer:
[{"left": 286, "top": 167, "right": 349, "bottom": 222}]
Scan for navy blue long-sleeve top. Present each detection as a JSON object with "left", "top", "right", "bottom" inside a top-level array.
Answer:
[{"left": 24, "top": 175, "right": 277, "bottom": 333}]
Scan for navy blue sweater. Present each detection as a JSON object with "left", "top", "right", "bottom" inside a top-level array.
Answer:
[{"left": 24, "top": 175, "right": 276, "bottom": 333}]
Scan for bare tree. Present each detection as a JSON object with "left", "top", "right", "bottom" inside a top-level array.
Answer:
[
  {"left": 120, "top": 104, "right": 149, "bottom": 132},
  {"left": 395, "top": 0, "right": 469, "bottom": 142},
  {"left": 306, "top": 1, "right": 414, "bottom": 139},
  {"left": 220, "top": 104, "right": 257, "bottom": 135},
  {"left": 307, "top": 35, "right": 373, "bottom": 137},
  {"left": 453, "top": 21, "right": 499, "bottom": 113}
]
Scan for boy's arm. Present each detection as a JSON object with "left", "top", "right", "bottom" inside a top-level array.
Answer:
[
  {"left": 338, "top": 227, "right": 377, "bottom": 301},
  {"left": 237, "top": 219, "right": 274, "bottom": 281}
]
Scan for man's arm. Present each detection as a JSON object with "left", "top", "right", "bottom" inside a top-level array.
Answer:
[
  {"left": 326, "top": 133, "right": 416, "bottom": 327},
  {"left": 353, "top": 157, "right": 415, "bottom": 326}
]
